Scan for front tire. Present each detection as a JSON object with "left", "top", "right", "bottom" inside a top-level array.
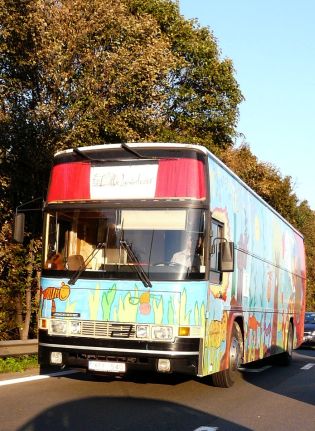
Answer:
[{"left": 212, "top": 321, "right": 243, "bottom": 388}]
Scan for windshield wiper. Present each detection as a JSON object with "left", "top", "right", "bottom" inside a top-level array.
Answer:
[
  {"left": 73, "top": 147, "right": 94, "bottom": 161},
  {"left": 120, "top": 240, "right": 152, "bottom": 288},
  {"left": 68, "top": 242, "right": 106, "bottom": 285},
  {"left": 73, "top": 143, "right": 158, "bottom": 162},
  {"left": 120, "top": 143, "right": 147, "bottom": 159}
]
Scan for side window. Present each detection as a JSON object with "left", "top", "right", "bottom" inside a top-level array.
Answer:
[{"left": 210, "top": 219, "right": 223, "bottom": 284}]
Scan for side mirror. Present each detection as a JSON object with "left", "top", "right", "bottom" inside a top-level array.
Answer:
[
  {"left": 13, "top": 213, "right": 25, "bottom": 243},
  {"left": 219, "top": 241, "right": 234, "bottom": 272}
]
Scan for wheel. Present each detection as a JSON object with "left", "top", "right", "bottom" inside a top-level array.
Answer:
[
  {"left": 274, "top": 322, "right": 293, "bottom": 366},
  {"left": 212, "top": 321, "right": 243, "bottom": 388}
]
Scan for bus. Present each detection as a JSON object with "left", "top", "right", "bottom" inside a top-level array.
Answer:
[{"left": 37, "top": 143, "right": 306, "bottom": 387}]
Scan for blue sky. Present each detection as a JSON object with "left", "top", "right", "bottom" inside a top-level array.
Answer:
[{"left": 179, "top": 0, "right": 315, "bottom": 210}]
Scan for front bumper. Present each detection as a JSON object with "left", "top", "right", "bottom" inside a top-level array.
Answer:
[{"left": 38, "top": 329, "right": 201, "bottom": 375}]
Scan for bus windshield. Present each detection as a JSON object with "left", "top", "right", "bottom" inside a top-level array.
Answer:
[{"left": 42, "top": 208, "right": 206, "bottom": 281}]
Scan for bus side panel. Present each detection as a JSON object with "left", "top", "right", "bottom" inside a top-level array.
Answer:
[{"left": 202, "top": 156, "right": 306, "bottom": 375}]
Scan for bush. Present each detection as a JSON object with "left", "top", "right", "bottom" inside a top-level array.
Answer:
[{"left": 0, "top": 355, "right": 38, "bottom": 373}]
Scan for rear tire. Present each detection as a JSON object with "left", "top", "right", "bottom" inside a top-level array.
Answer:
[
  {"left": 274, "top": 322, "right": 294, "bottom": 366},
  {"left": 212, "top": 321, "right": 243, "bottom": 388}
]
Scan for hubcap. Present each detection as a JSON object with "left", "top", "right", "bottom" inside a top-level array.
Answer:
[{"left": 230, "top": 336, "right": 241, "bottom": 371}]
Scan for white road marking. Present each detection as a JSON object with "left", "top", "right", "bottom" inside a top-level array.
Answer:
[
  {"left": 301, "top": 363, "right": 315, "bottom": 370},
  {"left": 193, "top": 427, "right": 218, "bottom": 431},
  {"left": 238, "top": 365, "right": 272, "bottom": 373},
  {"left": 0, "top": 369, "right": 79, "bottom": 387}
]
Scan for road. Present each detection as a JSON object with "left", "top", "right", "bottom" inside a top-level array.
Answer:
[{"left": 0, "top": 349, "right": 314, "bottom": 431}]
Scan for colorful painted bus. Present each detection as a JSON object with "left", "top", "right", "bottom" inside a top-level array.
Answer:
[{"left": 38, "top": 143, "right": 306, "bottom": 387}]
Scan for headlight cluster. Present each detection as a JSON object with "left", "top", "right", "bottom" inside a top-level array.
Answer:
[
  {"left": 50, "top": 320, "right": 81, "bottom": 335},
  {"left": 136, "top": 325, "right": 173, "bottom": 340}
]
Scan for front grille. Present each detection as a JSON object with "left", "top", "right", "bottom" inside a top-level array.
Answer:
[{"left": 80, "top": 321, "right": 136, "bottom": 338}]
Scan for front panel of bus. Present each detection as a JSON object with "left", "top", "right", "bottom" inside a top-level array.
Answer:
[{"left": 38, "top": 145, "right": 211, "bottom": 376}]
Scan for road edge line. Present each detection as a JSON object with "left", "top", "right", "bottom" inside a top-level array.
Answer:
[{"left": 0, "top": 369, "right": 79, "bottom": 387}]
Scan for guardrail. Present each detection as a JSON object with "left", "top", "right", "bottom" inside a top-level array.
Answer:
[{"left": 0, "top": 339, "right": 38, "bottom": 357}]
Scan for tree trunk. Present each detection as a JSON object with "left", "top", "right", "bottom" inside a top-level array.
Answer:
[
  {"left": 15, "top": 246, "right": 35, "bottom": 341},
  {"left": 15, "top": 293, "right": 24, "bottom": 340}
]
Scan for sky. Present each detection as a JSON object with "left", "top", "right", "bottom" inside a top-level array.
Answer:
[{"left": 179, "top": 0, "right": 315, "bottom": 210}]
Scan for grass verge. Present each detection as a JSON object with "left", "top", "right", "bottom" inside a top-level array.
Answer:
[{"left": 0, "top": 355, "right": 39, "bottom": 373}]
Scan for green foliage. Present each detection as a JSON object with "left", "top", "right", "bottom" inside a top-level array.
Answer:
[
  {"left": 0, "top": 0, "right": 243, "bottom": 339},
  {"left": 33, "top": 0, "right": 178, "bottom": 147},
  {"left": 0, "top": 355, "right": 38, "bottom": 373},
  {"left": 0, "top": 0, "right": 314, "bottom": 341},
  {"left": 1, "top": 0, "right": 242, "bottom": 181},
  {"left": 220, "top": 145, "right": 299, "bottom": 221},
  {"left": 1, "top": 0, "right": 242, "bottom": 217},
  {"left": 294, "top": 202, "right": 315, "bottom": 310},
  {"left": 128, "top": 0, "right": 243, "bottom": 149},
  {"left": 0, "top": 221, "right": 41, "bottom": 340}
]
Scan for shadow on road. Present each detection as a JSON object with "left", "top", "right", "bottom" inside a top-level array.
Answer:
[
  {"left": 236, "top": 348, "right": 315, "bottom": 406},
  {"left": 21, "top": 348, "right": 313, "bottom": 431},
  {"left": 17, "top": 396, "right": 251, "bottom": 431}
]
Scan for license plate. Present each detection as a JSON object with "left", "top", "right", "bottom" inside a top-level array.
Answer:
[{"left": 88, "top": 360, "right": 126, "bottom": 373}]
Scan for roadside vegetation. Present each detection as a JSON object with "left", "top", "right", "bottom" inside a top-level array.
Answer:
[
  {"left": 0, "top": 356, "right": 39, "bottom": 373},
  {"left": 0, "top": 0, "right": 314, "bottom": 341}
]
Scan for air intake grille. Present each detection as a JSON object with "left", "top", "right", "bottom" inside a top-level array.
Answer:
[{"left": 80, "top": 321, "right": 136, "bottom": 338}]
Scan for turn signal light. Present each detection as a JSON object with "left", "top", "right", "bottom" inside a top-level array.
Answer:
[{"left": 178, "top": 326, "right": 190, "bottom": 336}]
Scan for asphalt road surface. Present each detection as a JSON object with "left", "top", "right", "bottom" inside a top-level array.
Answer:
[{"left": 0, "top": 349, "right": 314, "bottom": 431}]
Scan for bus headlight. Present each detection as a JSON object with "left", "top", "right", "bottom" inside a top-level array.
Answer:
[
  {"left": 152, "top": 326, "right": 173, "bottom": 340},
  {"left": 70, "top": 321, "right": 81, "bottom": 335},
  {"left": 51, "top": 320, "right": 67, "bottom": 335},
  {"left": 136, "top": 325, "right": 149, "bottom": 338}
]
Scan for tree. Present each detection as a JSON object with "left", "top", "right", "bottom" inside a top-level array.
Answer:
[
  {"left": 0, "top": 220, "right": 41, "bottom": 340},
  {"left": 0, "top": 0, "right": 243, "bottom": 339},
  {"left": 1, "top": 0, "right": 313, "bottom": 339},
  {"left": 220, "top": 144, "right": 299, "bottom": 222},
  {"left": 0, "top": 0, "right": 244, "bottom": 225},
  {"left": 294, "top": 202, "right": 315, "bottom": 311},
  {"left": 128, "top": 0, "right": 244, "bottom": 149}
]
